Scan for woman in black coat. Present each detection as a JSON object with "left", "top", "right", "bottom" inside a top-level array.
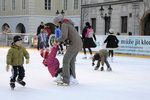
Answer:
[{"left": 104, "top": 29, "right": 119, "bottom": 60}]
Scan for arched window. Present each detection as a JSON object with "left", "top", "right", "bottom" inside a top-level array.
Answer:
[{"left": 16, "top": 23, "right": 26, "bottom": 33}]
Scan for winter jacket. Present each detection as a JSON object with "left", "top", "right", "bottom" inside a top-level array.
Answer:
[
  {"left": 55, "top": 27, "right": 62, "bottom": 39},
  {"left": 104, "top": 34, "right": 119, "bottom": 48},
  {"left": 7, "top": 44, "right": 29, "bottom": 66},
  {"left": 57, "top": 20, "right": 83, "bottom": 51},
  {"left": 99, "top": 49, "right": 109, "bottom": 66},
  {"left": 92, "top": 49, "right": 108, "bottom": 66},
  {"left": 43, "top": 45, "right": 59, "bottom": 77}
]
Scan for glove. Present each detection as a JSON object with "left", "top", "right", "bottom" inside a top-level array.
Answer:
[
  {"left": 26, "top": 59, "right": 29, "bottom": 64},
  {"left": 6, "top": 65, "right": 10, "bottom": 72},
  {"left": 92, "top": 62, "right": 95, "bottom": 66}
]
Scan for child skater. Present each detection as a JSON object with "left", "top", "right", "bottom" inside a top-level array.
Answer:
[
  {"left": 41, "top": 27, "right": 63, "bottom": 82},
  {"left": 55, "top": 26, "right": 64, "bottom": 54},
  {"left": 92, "top": 49, "right": 112, "bottom": 71},
  {"left": 6, "top": 35, "right": 30, "bottom": 90},
  {"left": 41, "top": 41, "right": 61, "bottom": 78},
  {"left": 38, "top": 27, "right": 48, "bottom": 49}
]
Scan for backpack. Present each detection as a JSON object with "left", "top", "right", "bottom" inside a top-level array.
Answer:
[{"left": 85, "top": 28, "right": 94, "bottom": 38}]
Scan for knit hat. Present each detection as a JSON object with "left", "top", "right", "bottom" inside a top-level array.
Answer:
[
  {"left": 40, "top": 49, "right": 49, "bottom": 58},
  {"left": 13, "top": 35, "right": 22, "bottom": 43},
  {"left": 53, "top": 14, "right": 64, "bottom": 23}
]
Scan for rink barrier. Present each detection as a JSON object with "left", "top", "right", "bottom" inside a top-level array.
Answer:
[
  {"left": 0, "top": 33, "right": 37, "bottom": 48},
  {"left": 0, "top": 33, "right": 150, "bottom": 56},
  {"left": 91, "top": 35, "right": 150, "bottom": 56}
]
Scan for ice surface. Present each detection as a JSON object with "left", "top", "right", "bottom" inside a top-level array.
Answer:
[{"left": 0, "top": 48, "right": 150, "bottom": 100}]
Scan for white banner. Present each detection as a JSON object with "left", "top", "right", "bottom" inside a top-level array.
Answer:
[{"left": 92, "top": 35, "right": 150, "bottom": 55}]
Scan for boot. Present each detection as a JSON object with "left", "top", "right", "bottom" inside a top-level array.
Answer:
[
  {"left": 10, "top": 82, "right": 15, "bottom": 90},
  {"left": 100, "top": 67, "right": 104, "bottom": 71},
  {"left": 17, "top": 79, "right": 26, "bottom": 86},
  {"left": 70, "top": 76, "right": 79, "bottom": 85},
  {"left": 54, "top": 74, "right": 62, "bottom": 83},
  {"left": 107, "top": 67, "right": 112, "bottom": 71},
  {"left": 82, "top": 55, "right": 87, "bottom": 59},
  {"left": 57, "top": 82, "right": 69, "bottom": 86},
  {"left": 94, "top": 66, "right": 99, "bottom": 70}
]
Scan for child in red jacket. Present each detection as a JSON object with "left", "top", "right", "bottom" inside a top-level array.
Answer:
[{"left": 41, "top": 42, "right": 61, "bottom": 77}]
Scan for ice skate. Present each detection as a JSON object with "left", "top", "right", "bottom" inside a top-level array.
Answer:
[
  {"left": 17, "top": 79, "right": 26, "bottom": 86},
  {"left": 82, "top": 56, "right": 87, "bottom": 59},
  {"left": 70, "top": 76, "right": 79, "bottom": 85},
  {"left": 100, "top": 67, "right": 104, "bottom": 71},
  {"left": 54, "top": 74, "right": 63, "bottom": 83},
  {"left": 10, "top": 82, "right": 15, "bottom": 90},
  {"left": 94, "top": 66, "right": 99, "bottom": 70},
  {"left": 57, "top": 82, "right": 69, "bottom": 86},
  {"left": 89, "top": 55, "right": 93, "bottom": 59},
  {"left": 107, "top": 67, "right": 112, "bottom": 71},
  {"left": 82, "top": 55, "right": 87, "bottom": 59}
]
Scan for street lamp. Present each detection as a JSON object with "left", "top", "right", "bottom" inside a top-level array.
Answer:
[
  {"left": 56, "top": 10, "right": 65, "bottom": 16},
  {"left": 56, "top": 10, "right": 59, "bottom": 15},
  {"left": 99, "top": 5, "right": 113, "bottom": 18},
  {"left": 99, "top": 5, "right": 113, "bottom": 35}
]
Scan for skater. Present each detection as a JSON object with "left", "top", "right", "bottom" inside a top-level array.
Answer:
[
  {"left": 92, "top": 49, "right": 112, "bottom": 71},
  {"left": 104, "top": 28, "right": 119, "bottom": 61},
  {"left": 55, "top": 26, "right": 64, "bottom": 54},
  {"left": 37, "top": 22, "right": 44, "bottom": 50},
  {"left": 41, "top": 41, "right": 77, "bottom": 84},
  {"left": 38, "top": 27, "right": 48, "bottom": 49},
  {"left": 53, "top": 14, "right": 82, "bottom": 86},
  {"left": 82, "top": 22, "right": 96, "bottom": 59},
  {"left": 41, "top": 41, "right": 62, "bottom": 77},
  {"left": 6, "top": 35, "right": 30, "bottom": 90}
]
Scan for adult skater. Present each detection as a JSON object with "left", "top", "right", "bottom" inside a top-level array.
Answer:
[
  {"left": 53, "top": 14, "right": 83, "bottom": 86},
  {"left": 104, "top": 29, "right": 119, "bottom": 61},
  {"left": 82, "top": 22, "right": 96, "bottom": 59}
]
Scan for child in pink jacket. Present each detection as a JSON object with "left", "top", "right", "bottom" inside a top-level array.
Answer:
[{"left": 41, "top": 42, "right": 61, "bottom": 77}]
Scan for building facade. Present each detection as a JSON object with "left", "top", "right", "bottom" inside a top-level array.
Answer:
[
  {"left": 81, "top": 0, "right": 150, "bottom": 35},
  {"left": 0, "top": 0, "right": 81, "bottom": 34}
]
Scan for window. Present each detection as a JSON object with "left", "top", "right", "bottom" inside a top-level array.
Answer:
[
  {"left": 22, "top": 0, "right": 25, "bottom": 9},
  {"left": 74, "top": 0, "right": 78, "bottom": 10},
  {"left": 2, "top": 0, "right": 5, "bottom": 11},
  {"left": 45, "top": 0, "right": 51, "bottom": 10},
  {"left": 121, "top": 16, "right": 128, "bottom": 33},
  {"left": 64, "top": 0, "right": 67, "bottom": 10},
  {"left": 12, "top": 0, "right": 15, "bottom": 10}
]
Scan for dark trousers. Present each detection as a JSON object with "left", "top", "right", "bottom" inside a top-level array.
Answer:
[
  {"left": 10, "top": 66, "right": 25, "bottom": 83},
  {"left": 83, "top": 48, "right": 92, "bottom": 55}
]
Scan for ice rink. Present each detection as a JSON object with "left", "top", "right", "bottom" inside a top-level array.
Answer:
[{"left": 0, "top": 48, "right": 150, "bottom": 100}]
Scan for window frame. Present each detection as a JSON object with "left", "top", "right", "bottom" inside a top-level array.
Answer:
[
  {"left": 22, "top": 0, "right": 26, "bottom": 10},
  {"left": 121, "top": 16, "right": 128, "bottom": 33},
  {"left": 2, "top": 0, "right": 6, "bottom": 11},
  {"left": 45, "top": 0, "right": 51, "bottom": 10},
  {"left": 12, "top": 0, "right": 15, "bottom": 10},
  {"left": 64, "top": 0, "right": 67, "bottom": 10},
  {"left": 74, "top": 0, "right": 78, "bottom": 10}
]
